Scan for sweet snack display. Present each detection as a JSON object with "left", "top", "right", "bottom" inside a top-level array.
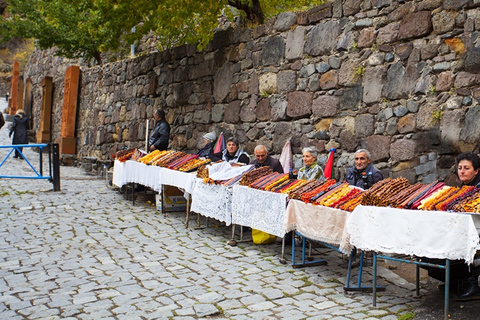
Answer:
[
  {"left": 239, "top": 167, "right": 273, "bottom": 186},
  {"left": 196, "top": 165, "right": 209, "bottom": 179},
  {"left": 115, "top": 148, "right": 136, "bottom": 162},
  {"left": 117, "top": 146, "right": 480, "bottom": 213}
]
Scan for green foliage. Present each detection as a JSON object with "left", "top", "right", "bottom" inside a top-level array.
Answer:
[
  {"left": 353, "top": 65, "right": 365, "bottom": 81},
  {"left": 431, "top": 109, "right": 443, "bottom": 125},
  {"left": 0, "top": 0, "right": 326, "bottom": 64},
  {"left": 398, "top": 312, "right": 415, "bottom": 320}
]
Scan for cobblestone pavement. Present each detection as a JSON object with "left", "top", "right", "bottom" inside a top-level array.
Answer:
[{"left": 0, "top": 105, "right": 473, "bottom": 319}]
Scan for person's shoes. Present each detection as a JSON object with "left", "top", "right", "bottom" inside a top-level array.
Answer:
[
  {"left": 454, "top": 276, "right": 480, "bottom": 301},
  {"left": 13, "top": 156, "right": 18, "bottom": 159}
]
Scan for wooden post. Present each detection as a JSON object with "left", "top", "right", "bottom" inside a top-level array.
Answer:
[
  {"left": 37, "top": 77, "right": 53, "bottom": 143},
  {"left": 58, "top": 65, "right": 80, "bottom": 155},
  {"left": 9, "top": 61, "right": 19, "bottom": 115}
]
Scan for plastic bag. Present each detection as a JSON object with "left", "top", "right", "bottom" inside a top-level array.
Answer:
[{"left": 252, "top": 229, "right": 277, "bottom": 245}]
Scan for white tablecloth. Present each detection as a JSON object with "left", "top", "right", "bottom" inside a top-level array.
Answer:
[
  {"left": 113, "top": 159, "right": 197, "bottom": 195},
  {"left": 231, "top": 185, "right": 288, "bottom": 237},
  {"left": 112, "top": 159, "right": 163, "bottom": 192},
  {"left": 347, "top": 205, "right": 480, "bottom": 264},
  {"left": 283, "top": 199, "right": 352, "bottom": 253},
  {"left": 190, "top": 179, "right": 233, "bottom": 225},
  {"left": 158, "top": 168, "right": 197, "bottom": 195}
]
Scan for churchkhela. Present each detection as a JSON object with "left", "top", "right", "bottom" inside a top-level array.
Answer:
[{"left": 113, "top": 146, "right": 480, "bottom": 213}]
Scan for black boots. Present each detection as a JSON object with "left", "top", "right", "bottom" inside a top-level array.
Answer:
[{"left": 454, "top": 275, "right": 480, "bottom": 301}]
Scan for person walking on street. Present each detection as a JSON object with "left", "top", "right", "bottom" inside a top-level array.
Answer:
[{"left": 9, "top": 109, "right": 29, "bottom": 159}]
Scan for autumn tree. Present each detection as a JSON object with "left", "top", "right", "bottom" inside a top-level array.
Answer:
[{"left": 0, "top": 0, "right": 325, "bottom": 65}]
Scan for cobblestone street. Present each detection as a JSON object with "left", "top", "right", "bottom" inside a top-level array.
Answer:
[{"left": 0, "top": 106, "right": 473, "bottom": 319}]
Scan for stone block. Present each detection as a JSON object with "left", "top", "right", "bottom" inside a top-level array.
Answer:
[
  {"left": 240, "top": 97, "right": 257, "bottom": 123},
  {"left": 443, "top": 0, "right": 470, "bottom": 9},
  {"left": 358, "top": 28, "right": 376, "bottom": 48},
  {"left": 305, "top": 21, "right": 341, "bottom": 56},
  {"left": 416, "top": 103, "right": 439, "bottom": 130},
  {"left": 363, "top": 66, "right": 386, "bottom": 104},
  {"left": 390, "top": 139, "right": 416, "bottom": 161},
  {"left": 271, "top": 95, "right": 288, "bottom": 121},
  {"left": 385, "top": 117, "right": 398, "bottom": 135},
  {"left": 398, "top": 114, "right": 416, "bottom": 134},
  {"left": 319, "top": 70, "right": 339, "bottom": 90},
  {"left": 287, "top": 91, "right": 313, "bottom": 119},
  {"left": 354, "top": 114, "right": 375, "bottom": 138},
  {"left": 224, "top": 100, "right": 241, "bottom": 123},
  {"left": 454, "top": 72, "right": 480, "bottom": 88},
  {"left": 256, "top": 98, "right": 271, "bottom": 121},
  {"left": 312, "top": 95, "right": 339, "bottom": 118},
  {"left": 261, "top": 36, "right": 285, "bottom": 66},
  {"left": 274, "top": 12, "right": 297, "bottom": 32},
  {"left": 193, "top": 110, "right": 211, "bottom": 124},
  {"left": 340, "top": 85, "right": 363, "bottom": 110},
  {"left": 394, "top": 105, "right": 408, "bottom": 117},
  {"left": 459, "top": 105, "right": 480, "bottom": 144},
  {"left": 277, "top": 71, "right": 297, "bottom": 93},
  {"left": 285, "top": 27, "right": 306, "bottom": 60},
  {"left": 213, "top": 63, "right": 233, "bottom": 103},
  {"left": 339, "top": 130, "right": 358, "bottom": 152},
  {"left": 436, "top": 72, "right": 453, "bottom": 92},
  {"left": 398, "top": 11, "right": 433, "bottom": 40},
  {"left": 308, "top": 74, "right": 320, "bottom": 92},
  {"left": 365, "top": 135, "right": 391, "bottom": 162},
  {"left": 307, "top": 3, "right": 332, "bottom": 24},
  {"left": 377, "top": 22, "right": 400, "bottom": 45},
  {"left": 338, "top": 59, "right": 360, "bottom": 87},
  {"left": 432, "top": 10, "right": 456, "bottom": 35},
  {"left": 343, "top": 0, "right": 362, "bottom": 16},
  {"left": 259, "top": 73, "right": 277, "bottom": 95}
]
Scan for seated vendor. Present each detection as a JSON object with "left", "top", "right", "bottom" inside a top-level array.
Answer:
[
  {"left": 425, "top": 152, "right": 480, "bottom": 301},
  {"left": 197, "top": 131, "right": 216, "bottom": 157},
  {"left": 345, "top": 149, "right": 383, "bottom": 189},
  {"left": 209, "top": 137, "right": 249, "bottom": 165},
  {"left": 250, "top": 145, "right": 284, "bottom": 173},
  {"left": 297, "top": 147, "right": 325, "bottom": 181}
]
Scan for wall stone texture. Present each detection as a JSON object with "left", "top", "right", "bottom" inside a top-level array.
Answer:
[{"left": 18, "top": 0, "right": 480, "bottom": 183}]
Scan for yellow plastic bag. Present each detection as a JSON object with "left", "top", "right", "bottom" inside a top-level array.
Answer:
[{"left": 252, "top": 229, "right": 277, "bottom": 245}]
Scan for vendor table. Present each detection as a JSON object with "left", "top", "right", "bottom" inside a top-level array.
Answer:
[
  {"left": 283, "top": 199, "right": 352, "bottom": 254},
  {"left": 283, "top": 200, "right": 375, "bottom": 292},
  {"left": 347, "top": 205, "right": 480, "bottom": 320},
  {"left": 231, "top": 185, "right": 288, "bottom": 238},
  {"left": 113, "top": 159, "right": 163, "bottom": 192},
  {"left": 112, "top": 160, "right": 197, "bottom": 223},
  {"left": 190, "top": 178, "right": 233, "bottom": 226},
  {"left": 113, "top": 159, "right": 196, "bottom": 195}
]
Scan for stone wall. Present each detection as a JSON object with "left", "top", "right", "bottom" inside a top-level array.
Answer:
[{"left": 22, "top": 0, "right": 480, "bottom": 183}]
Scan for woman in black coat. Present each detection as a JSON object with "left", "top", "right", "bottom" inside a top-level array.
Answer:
[{"left": 9, "top": 109, "right": 29, "bottom": 159}]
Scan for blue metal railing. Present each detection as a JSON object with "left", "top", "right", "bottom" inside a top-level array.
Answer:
[{"left": 0, "top": 143, "right": 60, "bottom": 191}]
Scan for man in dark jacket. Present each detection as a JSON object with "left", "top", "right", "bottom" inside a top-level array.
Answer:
[
  {"left": 9, "top": 109, "right": 29, "bottom": 159},
  {"left": 250, "top": 145, "right": 284, "bottom": 173},
  {"left": 345, "top": 149, "right": 383, "bottom": 189},
  {"left": 149, "top": 109, "right": 170, "bottom": 152}
]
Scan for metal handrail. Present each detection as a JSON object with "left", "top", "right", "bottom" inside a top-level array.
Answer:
[{"left": 0, "top": 143, "right": 60, "bottom": 191}]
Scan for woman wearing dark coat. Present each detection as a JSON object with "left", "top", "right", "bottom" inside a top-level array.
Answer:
[{"left": 9, "top": 109, "right": 29, "bottom": 159}]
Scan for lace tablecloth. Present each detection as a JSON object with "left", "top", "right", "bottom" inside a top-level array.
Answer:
[
  {"left": 231, "top": 185, "right": 288, "bottom": 237},
  {"left": 347, "top": 205, "right": 480, "bottom": 264},
  {"left": 112, "top": 159, "right": 163, "bottom": 191},
  {"left": 190, "top": 179, "right": 233, "bottom": 225},
  {"left": 283, "top": 199, "right": 352, "bottom": 253}
]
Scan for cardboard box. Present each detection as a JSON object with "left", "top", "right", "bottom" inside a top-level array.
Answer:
[{"left": 156, "top": 187, "right": 187, "bottom": 212}]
